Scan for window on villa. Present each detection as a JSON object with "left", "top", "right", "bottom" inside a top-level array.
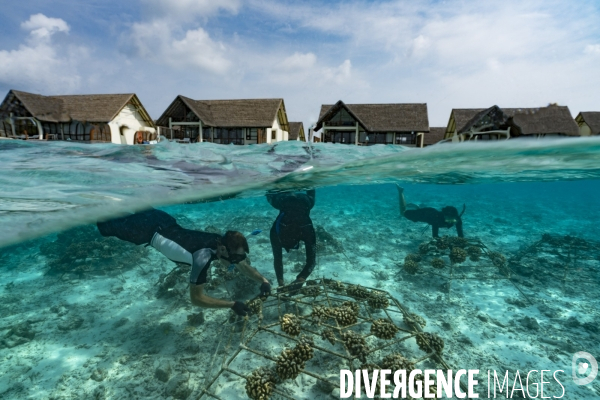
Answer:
[
  {"left": 221, "top": 128, "right": 243, "bottom": 145},
  {"left": 271, "top": 130, "right": 277, "bottom": 140},
  {"left": 247, "top": 128, "right": 257, "bottom": 141}
]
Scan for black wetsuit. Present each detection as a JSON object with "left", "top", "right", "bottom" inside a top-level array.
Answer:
[
  {"left": 267, "top": 190, "right": 316, "bottom": 282},
  {"left": 404, "top": 208, "right": 464, "bottom": 238},
  {"left": 97, "top": 209, "right": 221, "bottom": 285}
]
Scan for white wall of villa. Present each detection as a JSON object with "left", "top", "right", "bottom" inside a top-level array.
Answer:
[
  {"left": 266, "top": 116, "right": 288, "bottom": 144},
  {"left": 108, "top": 104, "right": 156, "bottom": 145}
]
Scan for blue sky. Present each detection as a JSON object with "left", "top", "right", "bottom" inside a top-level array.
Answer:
[{"left": 1, "top": 0, "right": 599, "bottom": 128}]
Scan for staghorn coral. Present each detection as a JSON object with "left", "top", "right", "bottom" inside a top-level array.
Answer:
[
  {"left": 246, "top": 367, "right": 277, "bottom": 400},
  {"left": 347, "top": 284, "right": 370, "bottom": 300},
  {"left": 312, "top": 306, "right": 329, "bottom": 322},
  {"left": 293, "top": 335, "right": 315, "bottom": 363},
  {"left": 449, "top": 247, "right": 467, "bottom": 264},
  {"left": 403, "top": 260, "right": 419, "bottom": 274},
  {"left": 311, "top": 301, "right": 359, "bottom": 326},
  {"left": 489, "top": 251, "right": 507, "bottom": 267},
  {"left": 430, "top": 258, "right": 445, "bottom": 269},
  {"left": 281, "top": 314, "right": 301, "bottom": 336},
  {"left": 381, "top": 353, "right": 414, "bottom": 373},
  {"left": 301, "top": 285, "right": 321, "bottom": 297},
  {"left": 247, "top": 298, "right": 263, "bottom": 316},
  {"left": 367, "top": 292, "right": 390, "bottom": 309},
  {"left": 324, "top": 279, "right": 345, "bottom": 293},
  {"left": 321, "top": 328, "right": 336, "bottom": 345},
  {"left": 405, "top": 253, "right": 422, "bottom": 263},
  {"left": 403, "top": 312, "right": 426, "bottom": 328},
  {"left": 333, "top": 303, "right": 358, "bottom": 327},
  {"left": 341, "top": 330, "right": 369, "bottom": 363},
  {"left": 467, "top": 246, "right": 482, "bottom": 261},
  {"left": 370, "top": 318, "right": 399, "bottom": 340},
  {"left": 448, "top": 237, "right": 469, "bottom": 248},
  {"left": 416, "top": 332, "right": 444, "bottom": 354},
  {"left": 435, "top": 237, "right": 449, "bottom": 250},
  {"left": 275, "top": 349, "right": 305, "bottom": 380}
]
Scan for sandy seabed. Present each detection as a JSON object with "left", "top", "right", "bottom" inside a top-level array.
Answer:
[{"left": 1, "top": 184, "right": 599, "bottom": 399}]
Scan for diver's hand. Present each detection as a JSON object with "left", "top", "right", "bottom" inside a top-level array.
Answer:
[
  {"left": 231, "top": 301, "right": 251, "bottom": 316},
  {"left": 395, "top": 184, "right": 404, "bottom": 194},
  {"left": 288, "top": 278, "right": 305, "bottom": 293},
  {"left": 259, "top": 281, "right": 271, "bottom": 297}
]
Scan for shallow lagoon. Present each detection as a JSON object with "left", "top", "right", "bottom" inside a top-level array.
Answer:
[{"left": 0, "top": 139, "right": 599, "bottom": 399}]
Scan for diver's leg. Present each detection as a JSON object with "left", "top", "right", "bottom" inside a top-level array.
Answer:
[
  {"left": 396, "top": 184, "right": 407, "bottom": 217},
  {"left": 297, "top": 225, "right": 317, "bottom": 281},
  {"left": 270, "top": 225, "right": 285, "bottom": 286}
]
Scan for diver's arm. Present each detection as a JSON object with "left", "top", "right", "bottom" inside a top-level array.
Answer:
[
  {"left": 270, "top": 225, "right": 285, "bottom": 285},
  {"left": 189, "top": 284, "right": 235, "bottom": 308},
  {"left": 297, "top": 226, "right": 317, "bottom": 281},
  {"left": 235, "top": 259, "right": 269, "bottom": 283},
  {"left": 456, "top": 219, "right": 464, "bottom": 238},
  {"left": 306, "top": 189, "right": 316, "bottom": 210}
]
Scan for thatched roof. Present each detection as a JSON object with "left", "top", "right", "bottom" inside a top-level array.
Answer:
[
  {"left": 576, "top": 112, "right": 600, "bottom": 135},
  {"left": 288, "top": 122, "right": 304, "bottom": 140},
  {"left": 424, "top": 127, "right": 446, "bottom": 145},
  {"left": 315, "top": 100, "right": 429, "bottom": 132},
  {"left": 459, "top": 105, "right": 579, "bottom": 137},
  {"left": 448, "top": 109, "right": 486, "bottom": 133},
  {"left": 503, "top": 106, "right": 578, "bottom": 136},
  {"left": 157, "top": 96, "right": 286, "bottom": 128},
  {"left": 0, "top": 90, "right": 152, "bottom": 125}
]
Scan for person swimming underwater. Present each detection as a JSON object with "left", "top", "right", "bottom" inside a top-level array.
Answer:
[{"left": 396, "top": 184, "right": 465, "bottom": 238}]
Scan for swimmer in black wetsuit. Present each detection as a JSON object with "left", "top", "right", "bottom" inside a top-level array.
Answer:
[
  {"left": 97, "top": 209, "right": 271, "bottom": 316},
  {"left": 396, "top": 185, "right": 465, "bottom": 238},
  {"left": 267, "top": 189, "right": 317, "bottom": 292}
]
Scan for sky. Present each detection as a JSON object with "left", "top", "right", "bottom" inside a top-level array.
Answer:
[{"left": 0, "top": 0, "right": 599, "bottom": 129}]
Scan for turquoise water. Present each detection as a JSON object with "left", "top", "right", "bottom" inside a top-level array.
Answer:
[{"left": 1, "top": 138, "right": 599, "bottom": 398}]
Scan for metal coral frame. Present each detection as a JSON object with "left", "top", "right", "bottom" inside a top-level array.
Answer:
[{"left": 198, "top": 279, "right": 467, "bottom": 399}]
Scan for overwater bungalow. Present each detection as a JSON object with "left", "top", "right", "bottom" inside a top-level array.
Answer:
[
  {"left": 0, "top": 89, "right": 156, "bottom": 144},
  {"left": 155, "top": 96, "right": 290, "bottom": 144},
  {"left": 313, "top": 100, "right": 429, "bottom": 147},
  {"left": 575, "top": 112, "right": 600, "bottom": 136},
  {"left": 288, "top": 122, "right": 306, "bottom": 142},
  {"left": 423, "top": 127, "right": 446, "bottom": 147},
  {"left": 443, "top": 104, "right": 579, "bottom": 142}
]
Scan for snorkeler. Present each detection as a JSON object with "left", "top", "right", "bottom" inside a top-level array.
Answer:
[
  {"left": 96, "top": 209, "right": 271, "bottom": 316},
  {"left": 396, "top": 185, "right": 465, "bottom": 238},
  {"left": 267, "top": 189, "right": 317, "bottom": 292}
]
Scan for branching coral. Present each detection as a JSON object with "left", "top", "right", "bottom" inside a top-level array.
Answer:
[
  {"left": 430, "top": 258, "right": 445, "bottom": 269},
  {"left": 370, "top": 318, "right": 399, "bottom": 340},
  {"left": 246, "top": 367, "right": 277, "bottom": 400},
  {"left": 449, "top": 247, "right": 467, "bottom": 264},
  {"left": 403, "top": 312, "right": 426, "bottom": 328},
  {"left": 341, "top": 331, "right": 369, "bottom": 363},
  {"left": 281, "top": 314, "right": 301, "bottom": 336},
  {"left": 467, "top": 246, "right": 482, "bottom": 261},
  {"left": 416, "top": 332, "right": 444, "bottom": 354},
  {"left": 367, "top": 292, "right": 390, "bottom": 309},
  {"left": 403, "top": 260, "right": 419, "bottom": 274}
]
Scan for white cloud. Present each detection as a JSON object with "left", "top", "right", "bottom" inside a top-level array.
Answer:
[
  {"left": 276, "top": 52, "right": 317, "bottom": 71},
  {"left": 21, "top": 13, "right": 69, "bottom": 41},
  {"left": 0, "top": 14, "right": 81, "bottom": 92},
  {"left": 128, "top": 20, "right": 230, "bottom": 74},
  {"left": 584, "top": 44, "right": 600, "bottom": 55},
  {"left": 126, "top": 0, "right": 239, "bottom": 74}
]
